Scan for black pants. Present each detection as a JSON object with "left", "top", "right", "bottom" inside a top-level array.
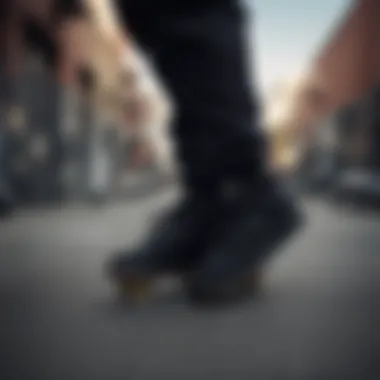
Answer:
[{"left": 116, "top": 0, "right": 266, "bottom": 191}]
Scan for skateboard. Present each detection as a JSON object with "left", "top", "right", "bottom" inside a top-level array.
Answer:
[
  {"left": 110, "top": 266, "right": 265, "bottom": 305},
  {"left": 109, "top": 267, "right": 190, "bottom": 305}
]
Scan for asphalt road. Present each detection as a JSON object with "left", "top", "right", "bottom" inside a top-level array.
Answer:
[{"left": 0, "top": 189, "right": 379, "bottom": 380}]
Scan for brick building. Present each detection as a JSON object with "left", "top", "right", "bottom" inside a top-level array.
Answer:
[
  {"left": 265, "top": 0, "right": 380, "bottom": 172},
  {"left": 1, "top": 1, "right": 83, "bottom": 82},
  {"left": 296, "top": 0, "right": 380, "bottom": 131},
  {"left": 0, "top": 0, "right": 128, "bottom": 122}
]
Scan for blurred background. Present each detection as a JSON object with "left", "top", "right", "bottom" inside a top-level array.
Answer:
[
  {"left": 1, "top": 1, "right": 379, "bottom": 379},
  {"left": 0, "top": 0, "right": 174, "bottom": 212},
  {"left": 1, "top": 0, "right": 380, "bottom": 212}
]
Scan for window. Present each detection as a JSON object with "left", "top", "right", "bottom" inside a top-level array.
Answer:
[
  {"left": 52, "top": 0, "right": 87, "bottom": 20},
  {"left": 23, "top": 20, "right": 58, "bottom": 68},
  {"left": 77, "top": 66, "right": 95, "bottom": 94}
]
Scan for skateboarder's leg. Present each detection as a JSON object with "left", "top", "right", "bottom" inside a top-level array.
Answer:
[
  {"left": 110, "top": 0, "right": 302, "bottom": 302},
  {"left": 108, "top": 1, "right": 244, "bottom": 297},
  {"left": 116, "top": 0, "right": 265, "bottom": 190}
]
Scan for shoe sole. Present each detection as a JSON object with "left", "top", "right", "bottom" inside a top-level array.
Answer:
[
  {"left": 110, "top": 273, "right": 186, "bottom": 305},
  {"left": 107, "top": 264, "right": 200, "bottom": 305}
]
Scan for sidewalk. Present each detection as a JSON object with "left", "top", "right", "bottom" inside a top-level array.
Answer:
[{"left": 0, "top": 194, "right": 378, "bottom": 379}]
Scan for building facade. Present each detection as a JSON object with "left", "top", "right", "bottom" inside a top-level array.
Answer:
[
  {"left": 0, "top": 0, "right": 128, "bottom": 121},
  {"left": 297, "top": 0, "right": 380, "bottom": 130},
  {"left": 264, "top": 0, "right": 380, "bottom": 172},
  {"left": 0, "top": 0, "right": 136, "bottom": 203}
]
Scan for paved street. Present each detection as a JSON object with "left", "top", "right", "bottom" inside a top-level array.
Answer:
[{"left": 0, "top": 189, "right": 379, "bottom": 380}]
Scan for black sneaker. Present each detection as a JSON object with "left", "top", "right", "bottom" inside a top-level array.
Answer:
[
  {"left": 106, "top": 192, "right": 224, "bottom": 300},
  {"left": 187, "top": 183, "right": 303, "bottom": 304}
]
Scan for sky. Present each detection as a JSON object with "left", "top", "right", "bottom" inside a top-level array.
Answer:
[{"left": 246, "top": 0, "right": 352, "bottom": 96}]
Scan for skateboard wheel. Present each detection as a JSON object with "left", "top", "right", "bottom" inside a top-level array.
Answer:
[
  {"left": 227, "top": 267, "right": 264, "bottom": 296},
  {"left": 186, "top": 266, "right": 265, "bottom": 305},
  {"left": 249, "top": 267, "right": 264, "bottom": 290},
  {"left": 115, "top": 278, "right": 153, "bottom": 304}
]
